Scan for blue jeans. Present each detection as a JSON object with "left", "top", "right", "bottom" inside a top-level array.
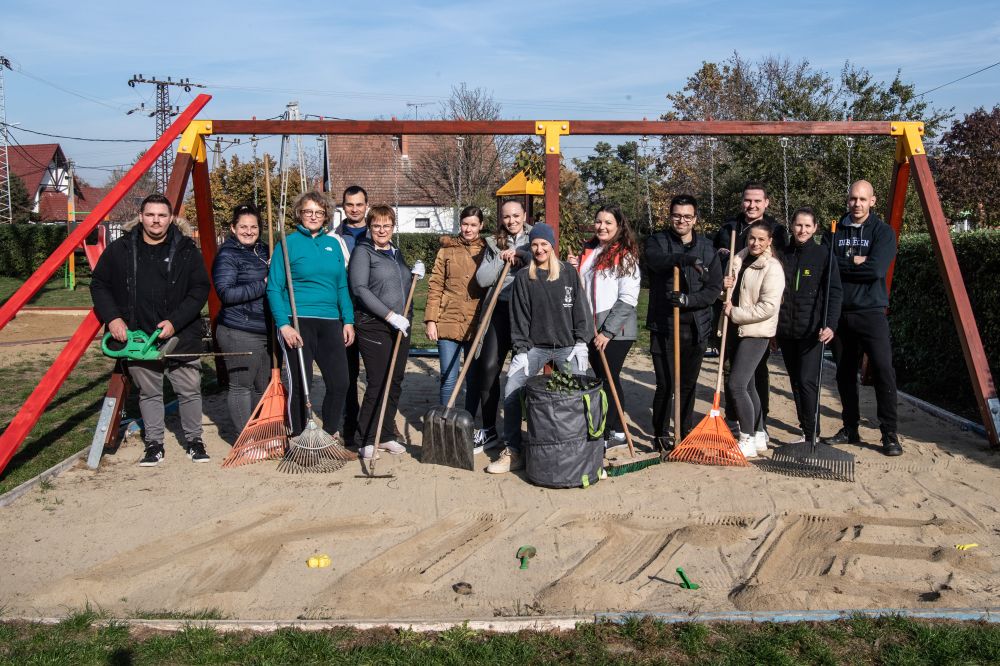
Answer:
[
  {"left": 438, "top": 338, "right": 479, "bottom": 414},
  {"left": 502, "top": 346, "right": 574, "bottom": 451}
]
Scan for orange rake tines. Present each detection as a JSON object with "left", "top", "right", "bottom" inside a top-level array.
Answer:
[
  {"left": 667, "top": 394, "right": 748, "bottom": 467},
  {"left": 221, "top": 368, "right": 289, "bottom": 467}
]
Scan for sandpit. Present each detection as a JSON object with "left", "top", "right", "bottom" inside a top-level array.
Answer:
[{"left": 1, "top": 324, "right": 998, "bottom": 621}]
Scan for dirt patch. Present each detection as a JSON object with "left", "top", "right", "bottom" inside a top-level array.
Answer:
[{"left": 1, "top": 345, "right": 998, "bottom": 621}]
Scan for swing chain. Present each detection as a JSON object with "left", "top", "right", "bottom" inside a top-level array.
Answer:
[
  {"left": 780, "top": 136, "right": 790, "bottom": 225},
  {"left": 250, "top": 135, "right": 259, "bottom": 208},
  {"left": 640, "top": 135, "right": 654, "bottom": 234},
  {"left": 707, "top": 137, "right": 717, "bottom": 218},
  {"left": 845, "top": 136, "right": 855, "bottom": 194},
  {"left": 391, "top": 135, "right": 400, "bottom": 225}
]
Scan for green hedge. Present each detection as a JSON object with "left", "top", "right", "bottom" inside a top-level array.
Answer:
[
  {"left": 0, "top": 224, "right": 68, "bottom": 278},
  {"left": 395, "top": 232, "right": 450, "bottom": 270},
  {"left": 890, "top": 230, "right": 1000, "bottom": 418}
]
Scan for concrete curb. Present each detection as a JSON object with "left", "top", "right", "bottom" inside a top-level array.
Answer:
[
  {"left": 0, "top": 447, "right": 91, "bottom": 508},
  {"left": 8, "top": 607, "right": 1000, "bottom": 632}
]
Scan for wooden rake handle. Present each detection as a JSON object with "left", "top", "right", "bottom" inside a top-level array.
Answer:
[
  {"left": 713, "top": 229, "right": 739, "bottom": 398},
  {"left": 445, "top": 261, "right": 511, "bottom": 410},
  {"left": 673, "top": 266, "right": 682, "bottom": 441},
  {"left": 371, "top": 274, "right": 419, "bottom": 476}
]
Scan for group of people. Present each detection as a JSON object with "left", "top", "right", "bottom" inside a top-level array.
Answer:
[{"left": 89, "top": 176, "right": 903, "bottom": 471}]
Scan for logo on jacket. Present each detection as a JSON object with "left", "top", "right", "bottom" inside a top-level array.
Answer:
[
  {"left": 564, "top": 286, "right": 573, "bottom": 307},
  {"left": 324, "top": 247, "right": 333, "bottom": 251}
]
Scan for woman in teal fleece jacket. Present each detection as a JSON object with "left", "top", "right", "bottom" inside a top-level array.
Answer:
[{"left": 268, "top": 191, "right": 355, "bottom": 438}]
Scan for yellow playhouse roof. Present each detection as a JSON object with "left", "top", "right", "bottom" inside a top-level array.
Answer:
[{"left": 496, "top": 171, "right": 544, "bottom": 196}]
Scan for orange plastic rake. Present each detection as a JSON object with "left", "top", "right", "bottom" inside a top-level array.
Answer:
[
  {"left": 222, "top": 156, "right": 289, "bottom": 468},
  {"left": 668, "top": 231, "right": 748, "bottom": 467}
]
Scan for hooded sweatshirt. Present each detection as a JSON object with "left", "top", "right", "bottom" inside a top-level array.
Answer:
[{"left": 831, "top": 212, "right": 896, "bottom": 312}]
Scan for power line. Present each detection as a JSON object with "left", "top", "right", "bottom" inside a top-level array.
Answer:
[
  {"left": 5, "top": 58, "right": 127, "bottom": 111},
  {"left": 917, "top": 60, "right": 1000, "bottom": 98},
  {"left": 3, "top": 123, "right": 149, "bottom": 143}
]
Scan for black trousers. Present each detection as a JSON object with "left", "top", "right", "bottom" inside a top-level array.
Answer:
[
  {"left": 589, "top": 338, "right": 632, "bottom": 433},
  {"left": 281, "top": 318, "right": 349, "bottom": 436},
  {"left": 650, "top": 323, "right": 706, "bottom": 440},
  {"left": 722, "top": 324, "right": 770, "bottom": 427},
  {"left": 476, "top": 303, "right": 513, "bottom": 431},
  {"left": 356, "top": 317, "right": 410, "bottom": 446},
  {"left": 343, "top": 338, "right": 361, "bottom": 437},
  {"left": 832, "top": 309, "right": 898, "bottom": 432},
  {"left": 777, "top": 336, "right": 825, "bottom": 438}
]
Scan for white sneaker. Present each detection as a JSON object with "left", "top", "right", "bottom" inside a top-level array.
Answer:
[
  {"left": 788, "top": 431, "right": 806, "bottom": 445},
  {"left": 753, "top": 431, "right": 769, "bottom": 454},
  {"left": 609, "top": 430, "right": 626, "bottom": 443},
  {"left": 486, "top": 446, "right": 524, "bottom": 474},
  {"left": 738, "top": 433, "right": 758, "bottom": 459},
  {"left": 360, "top": 445, "right": 381, "bottom": 460},
  {"left": 378, "top": 440, "right": 406, "bottom": 455}
]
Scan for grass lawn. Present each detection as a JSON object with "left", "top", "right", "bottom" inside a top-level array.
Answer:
[
  {"left": 0, "top": 274, "right": 95, "bottom": 309},
  {"left": 2, "top": 611, "right": 999, "bottom": 664}
]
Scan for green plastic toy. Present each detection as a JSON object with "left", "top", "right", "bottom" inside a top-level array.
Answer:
[
  {"left": 676, "top": 567, "right": 700, "bottom": 590},
  {"left": 101, "top": 328, "right": 176, "bottom": 361}
]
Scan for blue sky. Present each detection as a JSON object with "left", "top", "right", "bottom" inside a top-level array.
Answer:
[{"left": 2, "top": 0, "right": 998, "bottom": 184}]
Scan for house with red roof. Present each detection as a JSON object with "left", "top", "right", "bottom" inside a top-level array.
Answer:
[
  {"left": 325, "top": 134, "right": 467, "bottom": 234},
  {"left": 7, "top": 143, "right": 108, "bottom": 223}
]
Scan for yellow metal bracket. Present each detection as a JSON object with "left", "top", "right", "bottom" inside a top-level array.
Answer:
[
  {"left": 177, "top": 120, "right": 214, "bottom": 163},
  {"left": 535, "top": 121, "right": 570, "bottom": 154},
  {"left": 890, "top": 121, "right": 925, "bottom": 164}
]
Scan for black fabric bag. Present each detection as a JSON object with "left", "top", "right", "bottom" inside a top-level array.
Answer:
[{"left": 523, "top": 374, "right": 607, "bottom": 488}]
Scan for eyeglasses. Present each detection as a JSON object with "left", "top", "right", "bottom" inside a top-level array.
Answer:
[
  {"left": 370, "top": 224, "right": 394, "bottom": 232},
  {"left": 670, "top": 214, "right": 697, "bottom": 223},
  {"left": 300, "top": 209, "right": 326, "bottom": 218}
]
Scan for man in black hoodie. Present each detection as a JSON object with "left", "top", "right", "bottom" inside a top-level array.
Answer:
[
  {"left": 644, "top": 194, "right": 723, "bottom": 449},
  {"left": 822, "top": 180, "right": 902, "bottom": 455},
  {"left": 714, "top": 182, "right": 788, "bottom": 440},
  {"left": 90, "top": 194, "right": 211, "bottom": 466}
]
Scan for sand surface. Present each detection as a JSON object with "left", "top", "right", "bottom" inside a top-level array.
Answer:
[{"left": 1, "top": 320, "right": 999, "bottom": 621}]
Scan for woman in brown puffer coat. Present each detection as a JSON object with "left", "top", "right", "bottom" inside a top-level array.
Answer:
[{"left": 425, "top": 205, "right": 487, "bottom": 408}]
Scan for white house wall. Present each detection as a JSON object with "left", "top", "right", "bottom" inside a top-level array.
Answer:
[{"left": 330, "top": 206, "right": 458, "bottom": 234}]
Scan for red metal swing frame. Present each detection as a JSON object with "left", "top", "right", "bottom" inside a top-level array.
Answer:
[{"left": 0, "top": 94, "right": 996, "bottom": 476}]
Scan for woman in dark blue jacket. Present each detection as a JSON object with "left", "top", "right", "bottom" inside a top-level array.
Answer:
[{"left": 212, "top": 204, "right": 270, "bottom": 432}]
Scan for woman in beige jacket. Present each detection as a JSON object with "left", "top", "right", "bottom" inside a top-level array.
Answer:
[
  {"left": 721, "top": 221, "right": 785, "bottom": 459},
  {"left": 425, "top": 206, "right": 487, "bottom": 408}
]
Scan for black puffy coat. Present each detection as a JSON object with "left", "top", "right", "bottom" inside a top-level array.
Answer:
[
  {"left": 643, "top": 229, "right": 723, "bottom": 344},
  {"left": 776, "top": 238, "right": 842, "bottom": 340},
  {"left": 90, "top": 223, "right": 210, "bottom": 356},
  {"left": 212, "top": 236, "right": 270, "bottom": 334}
]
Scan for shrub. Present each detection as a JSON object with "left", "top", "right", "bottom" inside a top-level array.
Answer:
[
  {"left": 395, "top": 232, "right": 453, "bottom": 270},
  {"left": 890, "top": 230, "right": 1000, "bottom": 418},
  {"left": 0, "top": 224, "right": 68, "bottom": 278}
]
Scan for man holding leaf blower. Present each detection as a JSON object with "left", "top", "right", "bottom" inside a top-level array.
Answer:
[{"left": 90, "top": 193, "right": 211, "bottom": 467}]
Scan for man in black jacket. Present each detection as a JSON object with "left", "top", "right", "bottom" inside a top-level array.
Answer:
[
  {"left": 822, "top": 180, "right": 902, "bottom": 455},
  {"left": 91, "top": 194, "right": 211, "bottom": 466},
  {"left": 644, "top": 195, "right": 723, "bottom": 449},
  {"left": 333, "top": 184, "right": 368, "bottom": 446},
  {"left": 714, "top": 181, "right": 788, "bottom": 439},
  {"left": 776, "top": 207, "right": 842, "bottom": 444}
]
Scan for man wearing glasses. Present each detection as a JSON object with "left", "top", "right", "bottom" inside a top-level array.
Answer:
[{"left": 643, "top": 195, "right": 723, "bottom": 451}]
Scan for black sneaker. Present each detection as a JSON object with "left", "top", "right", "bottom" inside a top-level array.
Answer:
[
  {"left": 821, "top": 427, "right": 861, "bottom": 445},
  {"left": 881, "top": 431, "right": 903, "bottom": 456},
  {"left": 186, "top": 439, "right": 211, "bottom": 463},
  {"left": 654, "top": 436, "right": 675, "bottom": 454},
  {"left": 139, "top": 442, "right": 164, "bottom": 467}
]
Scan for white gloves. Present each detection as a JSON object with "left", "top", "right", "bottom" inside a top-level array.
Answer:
[
  {"left": 411, "top": 260, "right": 426, "bottom": 280},
  {"left": 509, "top": 352, "right": 530, "bottom": 377},
  {"left": 387, "top": 312, "right": 410, "bottom": 336},
  {"left": 567, "top": 342, "right": 590, "bottom": 373}
]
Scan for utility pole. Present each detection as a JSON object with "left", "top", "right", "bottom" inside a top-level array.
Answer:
[
  {"left": 406, "top": 101, "right": 433, "bottom": 120},
  {"left": 287, "top": 101, "right": 307, "bottom": 192},
  {"left": 0, "top": 56, "right": 13, "bottom": 224},
  {"left": 127, "top": 75, "right": 205, "bottom": 193}
]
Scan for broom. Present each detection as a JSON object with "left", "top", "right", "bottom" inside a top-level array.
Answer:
[
  {"left": 222, "top": 156, "right": 289, "bottom": 467},
  {"left": 764, "top": 221, "right": 855, "bottom": 482},
  {"left": 361, "top": 274, "right": 419, "bottom": 479},
  {"left": 274, "top": 153, "right": 356, "bottom": 474},
  {"left": 668, "top": 230, "right": 748, "bottom": 467}
]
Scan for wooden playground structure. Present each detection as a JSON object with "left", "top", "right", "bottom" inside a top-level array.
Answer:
[{"left": 0, "top": 93, "right": 996, "bottom": 478}]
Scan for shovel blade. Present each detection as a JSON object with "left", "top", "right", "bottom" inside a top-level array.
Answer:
[{"left": 421, "top": 406, "right": 475, "bottom": 470}]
